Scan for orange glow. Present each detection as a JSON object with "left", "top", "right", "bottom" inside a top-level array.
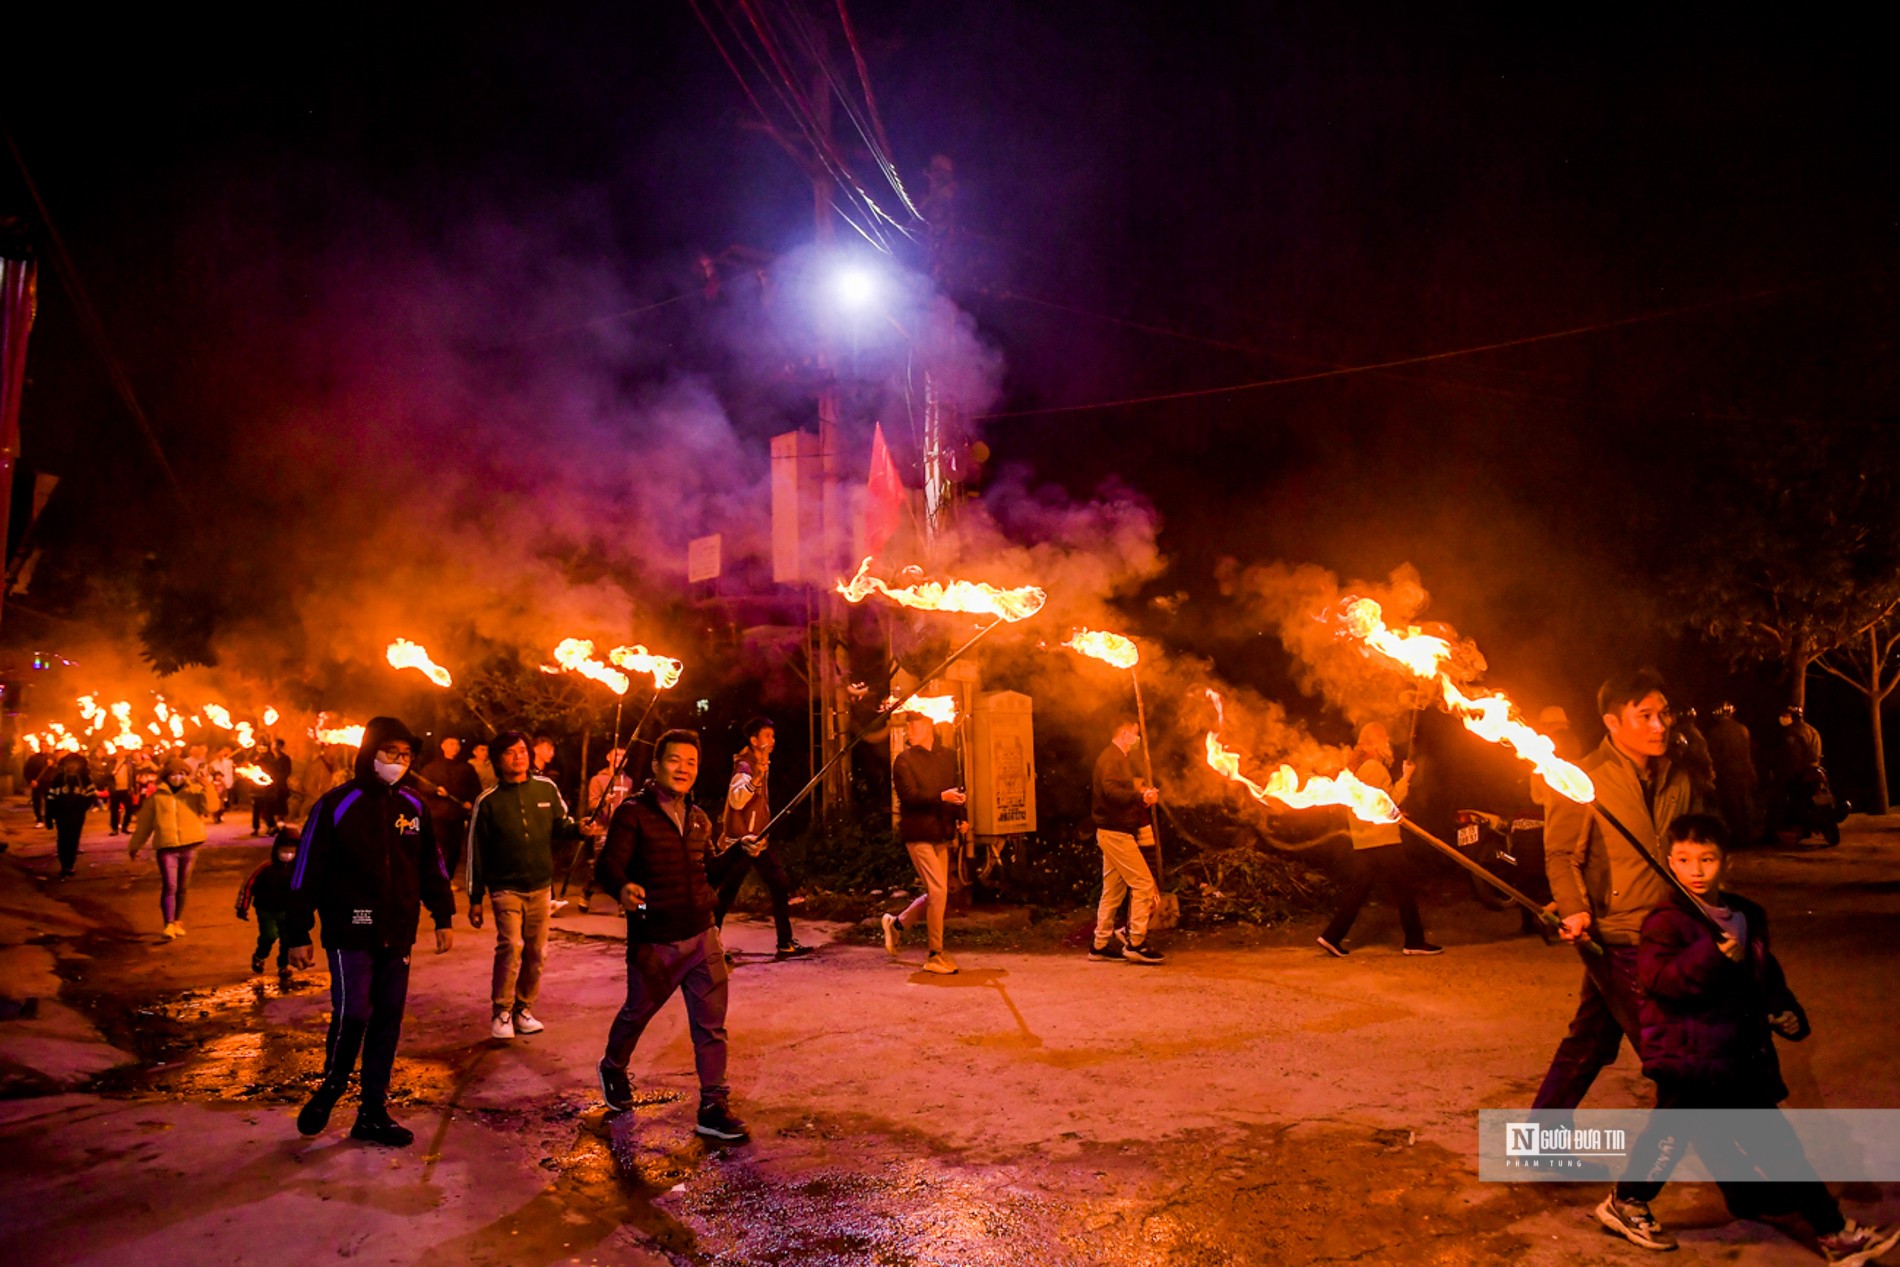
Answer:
[
  {"left": 542, "top": 638, "right": 630, "bottom": 696},
  {"left": 1063, "top": 628, "right": 1139, "bottom": 670},
  {"left": 1337, "top": 596, "right": 1595, "bottom": 804},
  {"left": 1203, "top": 733, "right": 1399, "bottom": 824},
  {"left": 386, "top": 638, "right": 453, "bottom": 688},
  {"left": 607, "top": 644, "right": 684, "bottom": 691},
  {"left": 236, "top": 763, "right": 274, "bottom": 787},
  {"left": 885, "top": 692, "right": 959, "bottom": 725},
  {"left": 837, "top": 557, "right": 1047, "bottom": 623}
]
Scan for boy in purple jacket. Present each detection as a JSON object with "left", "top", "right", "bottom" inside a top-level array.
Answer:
[{"left": 1596, "top": 814, "right": 1896, "bottom": 1264}]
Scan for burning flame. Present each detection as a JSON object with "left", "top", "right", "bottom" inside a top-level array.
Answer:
[
  {"left": 542, "top": 638, "right": 630, "bottom": 696},
  {"left": 1203, "top": 733, "right": 1399, "bottom": 824},
  {"left": 154, "top": 699, "right": 170, "bottom": 722},
  {"left": 236, "top": 763, "right": 274, "bottom": 787},
  {"left": 23, "top": 735, "right": 40, "bottom": 753},
  {"left": 235, "top": 721, "right": 255, "bottom": 748},
  {"left": 203, "top": 704, "right": 234, "bottom": 729},
  {"left": 607, "top": 644, "right": 684, "bottom": 691},
  {"left": 387, "top": 638, "right": 453, "bottom": 688},
  {"left": 315, "top": 715, "right": 367, "bottom": 748},
  {"left": 168, "top": 714, "right": 185, "bottom": 740},
  {"left": 1064, "top": 629, "right": 1139, "bottom": 670},
  {"left": 262, "top": 707, "right": 279, "bottom": 726},
  {"left": 886, "top": 693, "right": 959, "bottom": 725},
  {"left": 1336, "top": 596, "right": 1595, "bottom": 804},
  {"left": 837, "top": 557, "right": 1047, "bottom": 623}
]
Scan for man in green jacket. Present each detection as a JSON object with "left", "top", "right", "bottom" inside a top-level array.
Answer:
[
  {"left": 1534, "top": 668, "right": 1699, "bottom": 1111},
  {"left": 467, "top": 731, "right": 601, "bottom": 1040}
]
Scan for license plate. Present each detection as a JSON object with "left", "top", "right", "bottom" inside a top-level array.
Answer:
[{"left": 1456, "top": 824, "right": 1479, "bottom": 847}]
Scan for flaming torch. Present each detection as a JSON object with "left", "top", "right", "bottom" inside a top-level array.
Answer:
[
  {"left": 236, "top": 763, "right": 273, "bottom": 787},
  {"left": 607, "top": 644, "right": 684, "bottom": 692},
  {"left": 262, "top": 707, "right": 279, "bottom": 727},
  {"left": 315, "top": 716, "right": 367, "bottom": 748},
  {"left": 203, "top": 703, "right": 233, "bottom": 729},
  {"left": 884, "top": 692, "right": 959, "bottom": 726},
  {"left": 837, "top": 556, "right": 1047, "bottom": 623},
  {"left": 542, "top": 638, "right": 631, "bottom": 696},
  {"left": 1201, "top": 720, "right": 1400, "bottom": 825},
  {"left": 387, "top": 638, "right": 453, "bottom": 688}
]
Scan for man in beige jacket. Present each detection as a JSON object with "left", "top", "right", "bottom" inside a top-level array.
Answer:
[{"left": 1533, "top": 668, "right": 1698, "bottom": 1110}]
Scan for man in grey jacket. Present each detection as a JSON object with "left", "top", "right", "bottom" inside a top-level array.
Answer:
[{"left": 1533, "top": 668, "right": 1698, "bottom": 1110}]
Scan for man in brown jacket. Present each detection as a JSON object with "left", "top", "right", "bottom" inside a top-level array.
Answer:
[{"left": 1534, "top": 668, "right": 1698, "bottom": 1110}]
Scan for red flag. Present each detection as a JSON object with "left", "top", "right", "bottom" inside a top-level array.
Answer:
[{"left": 864, "top": 423, "right": 906, "bottom": 556}]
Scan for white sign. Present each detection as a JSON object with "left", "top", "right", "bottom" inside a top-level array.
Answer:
[{"left": 687, "top": 534, "right": 723, "bottom": 583}]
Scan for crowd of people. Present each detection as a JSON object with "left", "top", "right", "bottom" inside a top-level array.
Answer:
[{"left": 8, "top": 679, "right": 1891, "bottom": 1264}]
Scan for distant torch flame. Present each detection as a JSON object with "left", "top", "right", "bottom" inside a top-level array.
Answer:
[
  {"left": 236, "top": 763, "right": 274, "bottom": 787},
  {"left": 315, "top": 716, "right": 367, "bottom": 748},
  {"left": 203, "top": 704, "right": 233, "bottom": 729},
  {"left": 235, "top": 722, "right": 255, "bottom": 749},
  {"left": 1336, "top": 596, "right": 1595, "bottom": 804},
  {"left": 885, "top": 693, "right": 959, "bottom": 726},
  {"left": 262, "top": 707, "right": 279, "bottom": 727},
  {"left": 542, "top": 638, "right": 630, "bottom": 696},
  {"left": 386, "top": 638, "right": 453, "bottom": 688},
  {"left": 607, "top": 644, "right": 683, "bottom": 691},
  {"left": 837, "top": 557, "right": 1047, "bottom": 623},
  {"left": 1064, "top": 629, "right": 1139, "bottom": 670}
]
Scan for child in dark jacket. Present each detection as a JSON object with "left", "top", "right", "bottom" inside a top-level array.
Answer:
[
  {"left": 236, "top": 829, "right": 301, "bottom": 985},
  {"left": 1596, "top": 814, "right": 1896, "bottom": 1265}
]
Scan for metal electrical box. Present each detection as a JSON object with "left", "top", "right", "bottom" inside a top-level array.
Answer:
[{"left": 969, "top": 691, "right": 1035, "bottom": 836}]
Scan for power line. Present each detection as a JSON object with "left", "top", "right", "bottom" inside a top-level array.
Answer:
[{"left": 974, "top": 280, "right": 1823, "bottom": 420}]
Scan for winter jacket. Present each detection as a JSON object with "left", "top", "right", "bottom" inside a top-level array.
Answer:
[
  {"left": 128, "top": 782, "right": 209, "bottom": 855},
  {"left": 1634, "top": 891, "right": 1808, "bottom": 1097},
  {"left": 237, "top": 858, "right": 295, "bottom": 915},
  {"left": 894, "top": 743, "right": 964, "bottom": 843},
  {"left": 466, "top": 775, "right": 583, "bottom": 901},
  {"left": 1346, "top": 757, "right": 1409, "bottom": 850},
  {"left": 284, "top": 720, "right": 455, "bottom": 952},
  {"left": 720, "top": 751, "right": 770, "bottom": 846},
  {"left": 1544, "top": 738, "right": 1698, "bottom": 946},
  {"left": 1091, "top": 744, "right": 1148, "bottom": 833},
  {"left": 594, "top": 782, "right": 718, "bottom": 944}
]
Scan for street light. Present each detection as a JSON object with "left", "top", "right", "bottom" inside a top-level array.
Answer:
[{"left": 831, "top": 263, "right": 880, "bottom": 313}]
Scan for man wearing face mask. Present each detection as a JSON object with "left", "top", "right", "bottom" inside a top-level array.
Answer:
[
  {"left": 593, "top": 728, "right": 748, "bottom": 1143},
  {"left": 284, "top": 717, "right": 455, "bottom": 1148}
]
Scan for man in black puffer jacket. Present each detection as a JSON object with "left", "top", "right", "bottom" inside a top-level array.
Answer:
[
  {"left": 285, "top": 717, "right": 455, "bottom": 1148},
  {"left": 592, "top": 728, "right": 747, "bottom": 1143}
]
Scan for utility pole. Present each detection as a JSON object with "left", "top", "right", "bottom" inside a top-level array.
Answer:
[{"left": 811, "top": 77, "right": 852, "bottom": 822}]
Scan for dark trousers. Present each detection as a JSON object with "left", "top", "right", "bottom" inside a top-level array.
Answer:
[
  {"left": 1321, "top": 843, "right": 1425, "bottom": 948},
  {"left": 712, "top": 845, "right": 795, "bottom": 947},
  {"left": 31, "top": 785, "right": 47, "bottom": 825},
  {"left": 109, "top": 790, "right": 135, "bottom": 833},
  {"left": 430, "top": 814, "right": 468, "bottom": 885},
  {"left": 253, "top": 909, "right": 289, "bottom": 969},
  {"left": 603, "top": 929, "right": 730, "bottom": 1106},
  {"left": 49, "top": 803, "right": 88, "bottom": 874},
  {"left": 1532, "top": 945, "right": 1644, "bottom": 1110},
  {"left": 321, "top": 946, "right": 412, "bottom": 1115},
  {"left": 1616, "top": 1076, "right": 1844, "bottom": 1234},
  {"left": 253, "top": 791, "right": 281, "bottom": 835}
]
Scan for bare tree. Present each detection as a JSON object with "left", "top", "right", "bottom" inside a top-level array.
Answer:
[{"left": 1817, "top": 611, "right": 1900, "bottom": 814}]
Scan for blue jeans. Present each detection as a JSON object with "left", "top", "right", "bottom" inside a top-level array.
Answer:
[{"left": 321, "top": 945, "right": 412, "bottom": 1115}]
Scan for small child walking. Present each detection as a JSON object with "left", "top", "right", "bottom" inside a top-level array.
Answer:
[
  {"left": 1596, "top": 813, "right": 1897, "bottom": 1265},
  {"left": 237, "top": 828, "right": 302, "bottom": 987}
]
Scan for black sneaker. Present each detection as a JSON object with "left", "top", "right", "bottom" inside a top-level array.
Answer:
[
  {"left": 1402, "top": 943, "right": 1445, "bottom": 956},
  {"left": 297, "top": 1081, "right": 346, "bottom": 1136},
  {"left": 695, "top": 1101, "right": 750, "bottom": 1142},
  {"left": 1122, "top": 941, "right": 1165, "bottom": 965},
  {"left": 349, "top": 1113, "right": 415, "bottom": 1148},
  {"left": 251, "top": 955, "right": 267, "bottom": 974},
  {"left": 1594, "top": 1192, "right": 1677, "bottom": 1250},
  {"left": 775, "top": 942, "right": 813, "bottom": 959},
  {"left": 597, "top": 1058, "right": 633, "bottom": 1112},
  {"left": 1087, "top": 942, "right": 1124, "bottom": 962},
  {"left": 1316, "top": 935, "right": 1349, "bottom": 958}
]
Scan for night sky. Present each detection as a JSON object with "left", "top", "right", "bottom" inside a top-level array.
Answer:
[{"left": 4, "top": 4, "right": 1896, "bottom": 793}]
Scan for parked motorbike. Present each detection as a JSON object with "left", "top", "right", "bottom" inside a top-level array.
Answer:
[{"left": 1453, "top": 808, "right": 1555, "bottom": 938}]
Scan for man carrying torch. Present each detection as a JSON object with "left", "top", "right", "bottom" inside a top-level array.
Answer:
[
  {"left": 880, "top": 710, "right": 967, "bottom": 976},
  {"left": 1088, "top": 719, "right": 1165, "bottom": 964},
  {"left": 1534, "top": 669, "right": 1699, "bottom": 1112}
]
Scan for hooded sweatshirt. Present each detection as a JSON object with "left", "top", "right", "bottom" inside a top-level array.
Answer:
[{"left": 283, "top": 717, "right": 455, "bottom": 952}]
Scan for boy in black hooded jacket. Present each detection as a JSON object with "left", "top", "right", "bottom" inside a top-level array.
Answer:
[{"left": 284, "top": 717, "right": 455, "bottom": 1147}]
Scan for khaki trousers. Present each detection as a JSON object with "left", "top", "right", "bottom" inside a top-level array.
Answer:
[
  {"left": 899, "top": 841, "right": 952, "bottom": 953},
  {"left": 489, "top": 886, "right": 551, "bottom": 1010},
  {"left": 1094, "top": 828, "right": 1157, "bottom": 945}
]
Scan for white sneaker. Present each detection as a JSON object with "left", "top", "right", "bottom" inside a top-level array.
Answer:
[
  {"left": 923, "top": 952, "right": 958, "bottom": 975},
  {"left": 511, "top": 1007, "right": 544, "bottom": 1035},
  {"left": 490, "top": 1010, "right": 515, "bottom": 1040},
  {"left": 160, "top": 922, "right": 179, "bottom": 941},
  {"left": 881, "top": 913, "right": 901, "bottom": 957}
]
